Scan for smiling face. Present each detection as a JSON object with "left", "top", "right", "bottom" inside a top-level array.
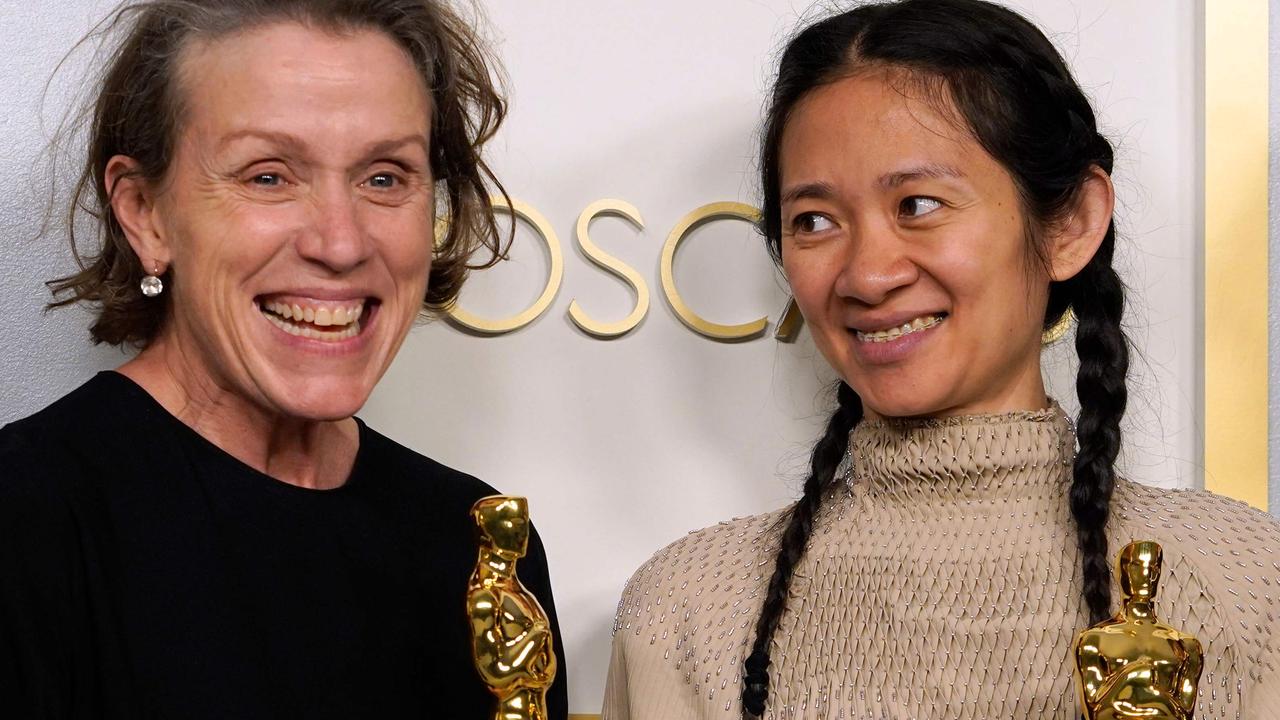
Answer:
[
  {"left": 779, "top": 70, "right": 1051, "bottom": 419},
  {"left": 142, "top": 22, "right": 434, "bottom": 421}
]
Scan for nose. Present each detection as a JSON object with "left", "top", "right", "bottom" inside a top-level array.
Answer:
[
  {"left": 832, "top": 220, "right": 918, "bottom": 305},
  {"left": 296, "top": 180, "right": 373, "bottom": 273}
]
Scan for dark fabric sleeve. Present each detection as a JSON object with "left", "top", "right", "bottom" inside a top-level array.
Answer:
[
  {"left": 0, "top": 429, "right": 93, "bottom": 720},
  {"left": 517, "top": 524, "right": 568, "bottom": 720}
]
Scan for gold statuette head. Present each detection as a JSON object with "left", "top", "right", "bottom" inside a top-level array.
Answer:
[
  {"left": 1073, "top": 540, "right": 1203, "bottom": 720},
  {"left": 466, "top": 495, "right": 557, "bottom": 720}
]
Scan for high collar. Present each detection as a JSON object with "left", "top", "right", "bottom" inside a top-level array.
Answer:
[{"left": 845, "top": 404, "right": 1076, "bottom": 505}]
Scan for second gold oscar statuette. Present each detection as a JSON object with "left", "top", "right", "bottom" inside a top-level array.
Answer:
[{"left": 1073, "top": 540, "right": 1203, "bottom": 719}]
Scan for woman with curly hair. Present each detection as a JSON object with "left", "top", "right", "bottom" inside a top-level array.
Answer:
[{"left": 0, "top": 2, "right": 566, "bottom": 717}]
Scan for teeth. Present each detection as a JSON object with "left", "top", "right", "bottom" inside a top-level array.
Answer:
[
  {"left": 263, "top": 311, "right": 361, "bottom": 341},
  {"left": 259, "top": 298, "right": 367, "bottom": 339},
  {"left": 855, "top": 314, "right": 945, "bottom": 343}
]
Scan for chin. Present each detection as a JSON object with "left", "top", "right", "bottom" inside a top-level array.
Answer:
[
  {"left": 853, "top": 385, "right": 956, "bottom": 420},
  {"left": 264, "top": 380, "right": 372, "bottom": 422}
]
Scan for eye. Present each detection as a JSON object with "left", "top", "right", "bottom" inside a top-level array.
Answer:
[
  {"left": 365, "top": 172, "right": 400, "bottom": 189},
  {"left": 251, "top": 173, "right": 283, "bottom": 187},
  {"left": 899, "top": 196, "right": 943, "bottom": 218},
  {"left": 793, "top": 212, "right": 836, "bottom": 234}
]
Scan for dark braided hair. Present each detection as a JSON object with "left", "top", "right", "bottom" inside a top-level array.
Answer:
[
  {"left": 742, "top": 382, "right": 862, "bottom": 712},
  {"left": 743, "top": 1, "right": 1129, "bottom": 716}
]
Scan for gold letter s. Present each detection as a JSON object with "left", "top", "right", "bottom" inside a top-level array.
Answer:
[{"left": 568, "top": 199, "right": 649, "bottom": 338}]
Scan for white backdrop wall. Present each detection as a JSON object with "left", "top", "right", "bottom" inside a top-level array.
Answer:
[{"left": 1, "top": 1, "right": 1202, "bottom": 713}]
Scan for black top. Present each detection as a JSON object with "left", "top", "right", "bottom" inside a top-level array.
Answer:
[{"left": 0, "top": 372, "right": 567, "bottom": 719}]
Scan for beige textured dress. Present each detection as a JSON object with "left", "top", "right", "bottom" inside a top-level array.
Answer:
[{"left": 602, "top": 408, "right": 1280, "bottom": 719}]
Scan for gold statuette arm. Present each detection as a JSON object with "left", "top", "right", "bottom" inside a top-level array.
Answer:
[
  {"left": 1175, "top": 636, "right": 1202, "bottom": 714},
  {"left": 467, "top": 588, "right": 553, "bottom": 687},
  {"left": 1074, "top": 637, "right": 1108, "bottom": 708}
]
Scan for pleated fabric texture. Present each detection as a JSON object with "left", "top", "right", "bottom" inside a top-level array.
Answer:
[{"left": 602, "top": 408, "right": 1280, "bottom": 719}]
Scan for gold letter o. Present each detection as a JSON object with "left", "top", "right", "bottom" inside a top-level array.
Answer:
[{"left": 447, "top": 197, "right": 564, "bottom": 335}]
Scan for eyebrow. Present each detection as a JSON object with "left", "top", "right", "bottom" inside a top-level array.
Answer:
[
  {"left": 780, "top": 181, "right": 837, "bottom": 205},
  {"left": 878, "top": 163, "right": 965, "bottom": 189},
  {"left": 780, "top": 163, "right": 967, "bottom": 205},
  {"left": 217, "top": 130, "right": 430, "bottom": 162}
]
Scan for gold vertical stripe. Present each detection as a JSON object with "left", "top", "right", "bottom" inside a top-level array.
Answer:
[{"left": 1204, "top": 0, "right": 1269, "bottom": 509}]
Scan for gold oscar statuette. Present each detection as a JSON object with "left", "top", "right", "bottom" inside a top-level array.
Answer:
[
  {"left": 467, "top": 496, "right": 557, "bottom": 720},
  {"left": 1073, "top": 540, "right": 1203, "bottom": 719}
]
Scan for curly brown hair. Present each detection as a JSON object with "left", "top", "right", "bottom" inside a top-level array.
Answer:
[{"left": 47, "top": 0, "right": 510, "bottom": 347}]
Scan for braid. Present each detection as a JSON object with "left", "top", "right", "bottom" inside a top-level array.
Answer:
[
  {"left": 988, "top": 10, "right": 1126, "bottom": 626},
  {"left": 1062, "top": 222, "right": 1128, "bottom": 624},
  {"left": 741, "top": 382, "right": 863, "bottom": 718}
]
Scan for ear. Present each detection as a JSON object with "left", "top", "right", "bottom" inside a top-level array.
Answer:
[
  {"left": 106, "top": 155, "right": 170, "bottom": 275},
  {"left": 1047, "top": 165, "right": 1114, "bottom": 282}
]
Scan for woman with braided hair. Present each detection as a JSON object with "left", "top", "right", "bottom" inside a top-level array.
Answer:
[{"left": 603, "top": 1, "right": 1279, "bottom": 718}]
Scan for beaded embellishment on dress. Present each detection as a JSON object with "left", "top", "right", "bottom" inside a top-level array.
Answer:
[{"left": 606, "top": 406, "right": 1280, "bottom": 720}]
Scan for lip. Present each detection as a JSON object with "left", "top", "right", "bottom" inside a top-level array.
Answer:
[
  {"left": 257, "top": 287, "right": 381, "bottom": 304},
  {"left": 849, "top": 309, "right": 948, "bottom": 333},
  {"left": 848, "top": 313, "right": 945, "bottom": 365}
]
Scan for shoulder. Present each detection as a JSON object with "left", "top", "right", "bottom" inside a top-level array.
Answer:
[
  {"left": 0, "top": 379, "right": 123, "bottom": 572},
  {"left": 354, "top": 421, "right": 499, "bottom": 502},
  {"left": 0, "top": 374, "right": 126, "bottom": 505},
  {"left": 352, "top": 423, "right": 558, "bottom": 561},
  {"left": 1110, "top": 479, "right": 1280, "bottom": 557},
  {"left": 1, "top": 372, "right": 157, "bottom": 479},
  {"left": 1110, "top": 479, "right": 1280, "bottom": 689},
  {"left": 613, "top": 508, "right": 788, "bottom": 639},
  {"left": 607, "top": 508, "right": 789, "bottom": 713},
  {"left": 3, "top": 372, "right": 120, "bottom": 444}
]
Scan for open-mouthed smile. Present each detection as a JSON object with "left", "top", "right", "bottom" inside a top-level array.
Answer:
[{"left": 257, "top": 296, "right": 373, "bottom": 341}]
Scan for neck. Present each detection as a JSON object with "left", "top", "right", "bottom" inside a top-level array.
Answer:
[
  {"left": 119, "top": 334, "right": 358, "bottom": 490},
  {"left": 1123, "top": 598, "right": 1155, "bottom": 620},
  {"left": 848, "top": 402, "right": 1074, "bottom": 504},
  {"left": 477, "top": 548, "right": 516, "bottom": 578}
]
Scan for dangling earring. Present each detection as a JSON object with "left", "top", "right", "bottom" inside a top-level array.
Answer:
[
  {"left": 1042, "top": 307, "right": 1075, "bottom": 345},
  {"left": 140, "top": 262, "right": 164, "bottom": 297}
]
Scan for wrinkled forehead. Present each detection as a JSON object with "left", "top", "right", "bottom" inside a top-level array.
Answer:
[{"left": 168, "top": 20, "right": 432, "bottom": 144}]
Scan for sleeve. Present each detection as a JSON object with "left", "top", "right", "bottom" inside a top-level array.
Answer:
[
  {"left": 600, "top": 629, "right": 630, "bottom": 720},
  {"left": 516, "top": 523, "right": 568, "bottom": 720},
  {"left": 1240, "top": 514, "right": 1280, "bottom": 718},
  {"left": 1203, "top": 501, "right": 1280, "bottom": 716},
  {"left": 1249, "top": 657, "right": 1280, "bottom": 719},
  {"left": 1157, "top": 490, "right": 1280, "bottom": 717},
  {"left": 0, "top": 428, "right": 94, "bottom": 719}
]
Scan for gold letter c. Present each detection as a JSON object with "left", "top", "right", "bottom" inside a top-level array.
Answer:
[{"left": 660, "top": 202, "right": 768, "bottom": 341}]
